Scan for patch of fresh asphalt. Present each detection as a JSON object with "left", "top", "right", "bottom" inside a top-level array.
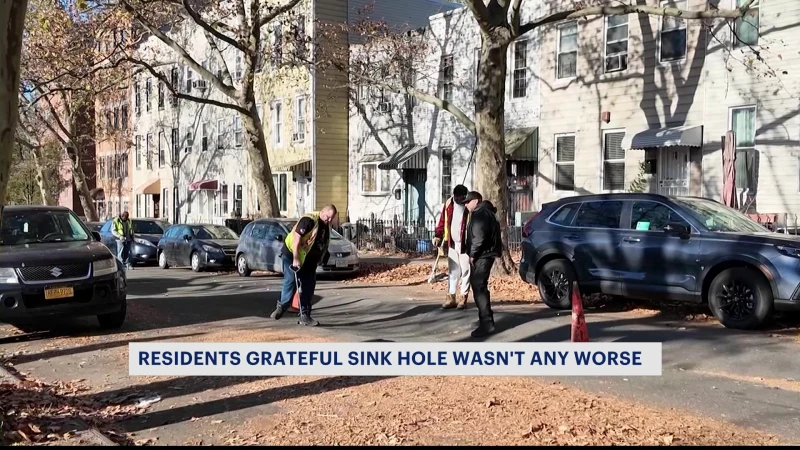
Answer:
[{"left": 1, "top": 267, "right": 799, "bottom": 444}]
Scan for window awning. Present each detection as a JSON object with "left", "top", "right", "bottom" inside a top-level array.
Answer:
[
  {"left": 622, "top": 125, "right": 703, "bottom": 150},
  {"left": 137, "top": 178, "right": 161, "bottom": 195},
  {"left": 189, "top": 179, "right": 218, "bottom": 191},
  {"left": 358, "top": 153, "right": 388, "bottom": 164},
  {"left": 505, "top": 127, "right": 538, "bottom": 161},
  {"left": 274, "top": 158, "right": 312, "bottom": 172},
  {"left": 378, "top": 145, "right": 427, "bottom": 170}
]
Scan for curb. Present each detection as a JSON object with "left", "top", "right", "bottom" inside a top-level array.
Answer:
[{"left": 0, "top": 363, "right": 119, "bottom": 446}]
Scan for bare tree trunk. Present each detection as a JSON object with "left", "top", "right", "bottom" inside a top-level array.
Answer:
[
  {"left": 240, "top": 106, "right": 280, "bottom": 218},
  {"left": 64, "top": 145, "right": 99, "bottom": 221},
  {"left": 0, "top": 0, "right": 28, "bottom": 219},
  {"left": 475, "top": 32, "right": 516, "bottom": 275},
  {"left": 30, "top": 146, "right": 56, "bottom": 205}
]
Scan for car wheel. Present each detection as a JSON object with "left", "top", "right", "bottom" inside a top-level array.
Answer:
[
  {"left": 158, "top": 251, "right": 169, "bottom": 269},
  {"left": 537, "top": 259, "right": 576, "bottom": 310},
  {"left": 708, "top": 267, "right": 773, "bottom": 330},
  {"left": 237, "top": 254, "right": 251, "bottom": 277},
  {"left": 191, "top": 252, "right": 202, "bottom": 272},
  {"left": 97, "top": 296, "right": 127, "bottom": 330}
]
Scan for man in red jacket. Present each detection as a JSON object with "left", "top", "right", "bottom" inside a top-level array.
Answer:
[{"left": 433, "top": 184, "right": 470, "bottom": 309}]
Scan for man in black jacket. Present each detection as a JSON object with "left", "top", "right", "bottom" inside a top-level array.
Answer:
[{"left": 464, "top": 191, "right": 503, "bottom": 338}]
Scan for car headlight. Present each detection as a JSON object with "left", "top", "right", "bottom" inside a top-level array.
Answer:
[
  {"left": 777, "top": 245, "right": 800, "bottom": 258},
  {"left": 0, "top": 268, "right": 19, "bottom": 284},
  {"left": 93, "top": 257, "right": 117, "bottom": 277},
  {"left": 135, "top": 237, "right": 155, "bottom": 247},
  {"left": 202, "top": 244, "right": 222, "bottom": 253}
]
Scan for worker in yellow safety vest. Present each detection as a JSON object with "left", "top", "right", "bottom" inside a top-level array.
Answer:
[
  {"left": 433, "top": 185, "right": 471, "bottom": 310},
  {"left": 112, "top": 211, "right": 135, "bottom": 270},
  {"left": 270, "top": 205, "right": 338, "bottom": 326}
]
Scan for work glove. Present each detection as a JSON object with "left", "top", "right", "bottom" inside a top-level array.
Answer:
[{"left": 432, "top": 237, "right": 442, "bottom": 247}]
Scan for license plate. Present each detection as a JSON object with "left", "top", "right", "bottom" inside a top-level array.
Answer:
[
  {"left": 44, "top": 286, "right": 74, "bottom": 300},
  {"left": 335, "top": 260, "right": 348, "bottom": 268}
]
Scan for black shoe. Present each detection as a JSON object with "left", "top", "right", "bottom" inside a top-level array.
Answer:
[
  {"left": 270, "top": 305, "right": 286, "bottom": 320},
  {"left": 298, "top": 314, "right": 319, "bottom": 327},
  {"left": 471, "top": 321, "right": 496, "bottom": 338}
]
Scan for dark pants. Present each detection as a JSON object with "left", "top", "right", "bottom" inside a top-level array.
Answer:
[
  {"left": 469, "top": 257, "right": 495, "bottom": 324},
  {"left": 279, "top": 253, "right": 317, "bottom": 315}
]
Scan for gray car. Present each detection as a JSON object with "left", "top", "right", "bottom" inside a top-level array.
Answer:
[
  {"left": 519, "top": 193, "right": 800, "bottom": 330},
  {"left": 235, "top": 218, "right": 360, "bottom": 277}
]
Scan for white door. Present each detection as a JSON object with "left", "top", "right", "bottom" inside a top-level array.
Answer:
[
  {"left": 296, "top": 178, "right": 312, "bottom": 216},
  {"left": 658, "top": 147, "right": 690, "bottom": 197}
]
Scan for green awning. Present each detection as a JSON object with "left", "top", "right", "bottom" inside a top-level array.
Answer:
[
  {"left": 378, "top": 145, "right": 428, "bottom": 170},
  {"left": 358, "top": 153, "right": 388, "bottom": 163},
  {"left": 505, "top": 127, "right": 538, "bottom": 161}
]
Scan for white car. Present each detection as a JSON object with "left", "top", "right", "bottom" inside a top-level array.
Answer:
[{"left": 234, "top": 218, "right": 360, "bottom": 276}]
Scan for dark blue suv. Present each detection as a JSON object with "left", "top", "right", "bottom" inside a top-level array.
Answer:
[{"left": 519, "top": 193, "right": 800, "bottom": 330}]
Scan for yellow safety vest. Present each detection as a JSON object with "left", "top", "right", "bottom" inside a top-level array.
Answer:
[
  {"left": 112, "top": 217, "right": 132, "bottom": 237},
  {"left": 284, "top": 212, "right": 330, "bottom": 266}
]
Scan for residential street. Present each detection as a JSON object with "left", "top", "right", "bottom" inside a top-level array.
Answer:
[{"left": 1, "top": 266, "right": 800, "bottom": 445}]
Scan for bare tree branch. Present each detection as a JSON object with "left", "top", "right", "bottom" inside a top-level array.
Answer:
[
  {"left": 462, "top": 0, "right": 493, "bottom": 33},
  {"left": 178, "top": 0, "right": 243, "bottom": 50},
  {"left": 509, "top": 0, "right": 523, "bottom": 36},
  {"left": 257, "top": 0, "right": 303, "bottom": 28}
]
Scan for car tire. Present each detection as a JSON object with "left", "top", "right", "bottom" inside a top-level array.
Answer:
[
  {"left": 707, "top": 267, "right": 773, "bottom": 330},
  {"left": 237, "top": 254, "right": 251, "bottom": 277},
  {"left": 537, "top": 259, "right": 576, "bottom": 310},
  {"left": 191, "top": 252, "right": 202, "bottom": 272},
  {"left": 97, "top": 297, "right": 127, "bottom": 330},
  {"left": 158, "top": 251, "right": 169, "bottom": 269}
]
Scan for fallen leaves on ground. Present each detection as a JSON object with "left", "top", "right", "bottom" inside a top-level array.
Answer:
[
  {"left": 234, "top": 376, "right": 782, "bottom": 446},
  {"left": 0, "top": 376, "right": 142, "bottom": 446}
]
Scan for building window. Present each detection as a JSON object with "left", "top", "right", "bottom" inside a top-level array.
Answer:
[
  {"left": 202, "top": 122, "right": 210, "bottom": 152},
  {"left": 660, "top": 0, "right": 687, "bottom": 62},
  {"left": 272, "top": 24, "right": 283, "bottom": 67},
  {"left": 184, "top": 129, "right": 193, "bottom": 154},
  {"left": 158, "top": 131, "right": 165, "bottom": 167},
  {"left": 730, "top": 106, "right": 757, "bottom": 190},
  {"left": 146, "top": 133, "right": 153, "bottom": 169},
  {"left": 171, "top": 128, "right": 179, "bottom": 163},
  {"left": 603, "top": 131, "right": 626, "bottom": 191},
  {"left": 220, "top": 183, "right": 229, "bottom": 215},
  {"left": 557, "top": 22, "right": 578, "bottom": 79},
  {"left": 234, "top": 52, "right": 242, "bottom": 81},
  {"left": 734, "top": 0, "right": 759, "bottom": 46},
  {"left": 605, "top": 15, "right": 629, "bottom": 72},
  {"left": 121, "top": 103, "right": 128, "bottom": 127},
  {"left": 170, "top": 67, "right": 179, "bottom": 106},
  {"left": 293, "top": 96, "right": 306, "bottom": 142},
  {"left": 293, "top": 15, "right": 307, "bottom": 61},
  {"left": 134, "top": 82, "right": 141, "bottom": 116},
  {"left": 234, "top": 184, "right": 243, "bottom": 215},
  {"left": 185, "top": 67, "right": 193, "bottom": 93},
  {"left": 555, "top": 134, "right": 575, "bottom": 191},
  {"left": 162, "top": 187, "right": 169, "bottom": 218},
  {"left": 217, "top": 119, "right": 225, "bottom": 149},
  {"left": 234, "top": 116, "right": 244, "bottom": 148},
  {"left": 272, "top": 173, "right": 288, "bottom": 211},
  {"left": 376, "top": 88, "right": 390, "bottom": 113},
  {"left": 98, "top": 158, "right": 105, "bottom": 180},
  {"left": 113, "top": 106, "right": 119, "bottom": 129},
  {"left": 158, "top": 78, "right": 164, "bottom": 109},
  {"left": 441, "top": 55, "right": 454, "bottom": 102},
  {"left": 136, "top": 194, "right": 141, "bottom": 217},
  {"left": 441, "top": 148, "right": 452, "bottom": 203},
  {"left": 512, "top": 40, "right": 528, "bottom": 98},
  {"left": 360, "top": 163, "right": 390, "bottom": 194},
  {"left": 186, "top": 190, "right": 192, "bottom": 214},
  {"left": 271, "top": 101, "right": 282, "bottom": 147},
  {"left": 135, "top": 135, "right": 142, "bottom": 168},
  {"left": 145, "top": 79, "right": 152, "bottom": 112}
]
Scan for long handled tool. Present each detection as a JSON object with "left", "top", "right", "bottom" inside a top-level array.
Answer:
[
  {"left": 428, "top": 243, "right": 443, "bottom": 284},
  {"left": 290, "top": 266, "right": 301, "bottom": 310}
]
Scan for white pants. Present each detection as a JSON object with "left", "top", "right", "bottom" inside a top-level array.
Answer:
[{"left": 447, "top": 245, "right": 471, "bottom": 296}]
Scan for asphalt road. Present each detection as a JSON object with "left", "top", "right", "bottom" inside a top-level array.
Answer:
[{"left": 2, "top": 266, "right": 800, "bottom": 444}]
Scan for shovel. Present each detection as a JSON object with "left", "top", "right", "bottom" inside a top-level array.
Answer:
[{"left": 428, "top": 243, "right": 444, "bottom": 284}]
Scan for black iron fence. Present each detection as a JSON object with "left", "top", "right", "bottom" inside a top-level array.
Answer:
[{"left": 344, "top": 217, "right": 523, "bottom": 254}]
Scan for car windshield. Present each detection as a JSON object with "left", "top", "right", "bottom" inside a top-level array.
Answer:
[
  {"left": 674, "top": 198, "right": 767, "bottom": 233},
  {"left": 191, "top": 225, "right": 238, "bottom": 240},
  {"left": 134, "top": 220, "right": 167, "bottom": 235},
  {"left": 1, "top": 210, "right": 91, "bottom": 245},
  {"left": 285, "top": 221, "right": 343, "bottom": 239}
]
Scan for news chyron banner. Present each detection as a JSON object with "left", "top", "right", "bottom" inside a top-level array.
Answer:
[{"left": 129, "top": 343, "right": 662, "bottom": 377}]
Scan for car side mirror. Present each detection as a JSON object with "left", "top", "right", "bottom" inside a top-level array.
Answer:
[
  {"left": 664, "top": 223, "right": 690, "bottom": 237},
  {"left": 183, "top": 234, "right": 192, "bottom": 241},
  {"left": 91, "top": 231, "right": 102, "bottom": 242}
]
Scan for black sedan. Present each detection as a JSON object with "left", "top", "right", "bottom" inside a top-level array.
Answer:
[
  {"left": 157, "top": 224, "right": 239, "bottom": 272},
  {"left": 98, "top": 218, "right": 169, "bottom": 266}
]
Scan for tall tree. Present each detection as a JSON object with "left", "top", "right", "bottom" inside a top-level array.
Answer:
[
  {"left": 341, "top": 0, "right": 759, "bottom": 274},
  {"left": 0, "top": 0, "right": 28, "bottom": 221},
  {"left": 114, "top": 0, "right": 308, "bottom": 217}
]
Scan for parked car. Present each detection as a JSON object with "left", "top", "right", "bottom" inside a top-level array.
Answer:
[
  {"left": 519, "top": 193, "right": 799, "bottom": 330},
  {"left": 98, "top": 218, "right": 169, "bottom": 266},
  {"left": 235, "top": 218, "right": 360, "bottom": 277},
  {"left": 0, "top": 206, "right": 127, "bottom": 329},
  {"left": 157, "top": 223, "right": 239, "bottom": 272}
]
